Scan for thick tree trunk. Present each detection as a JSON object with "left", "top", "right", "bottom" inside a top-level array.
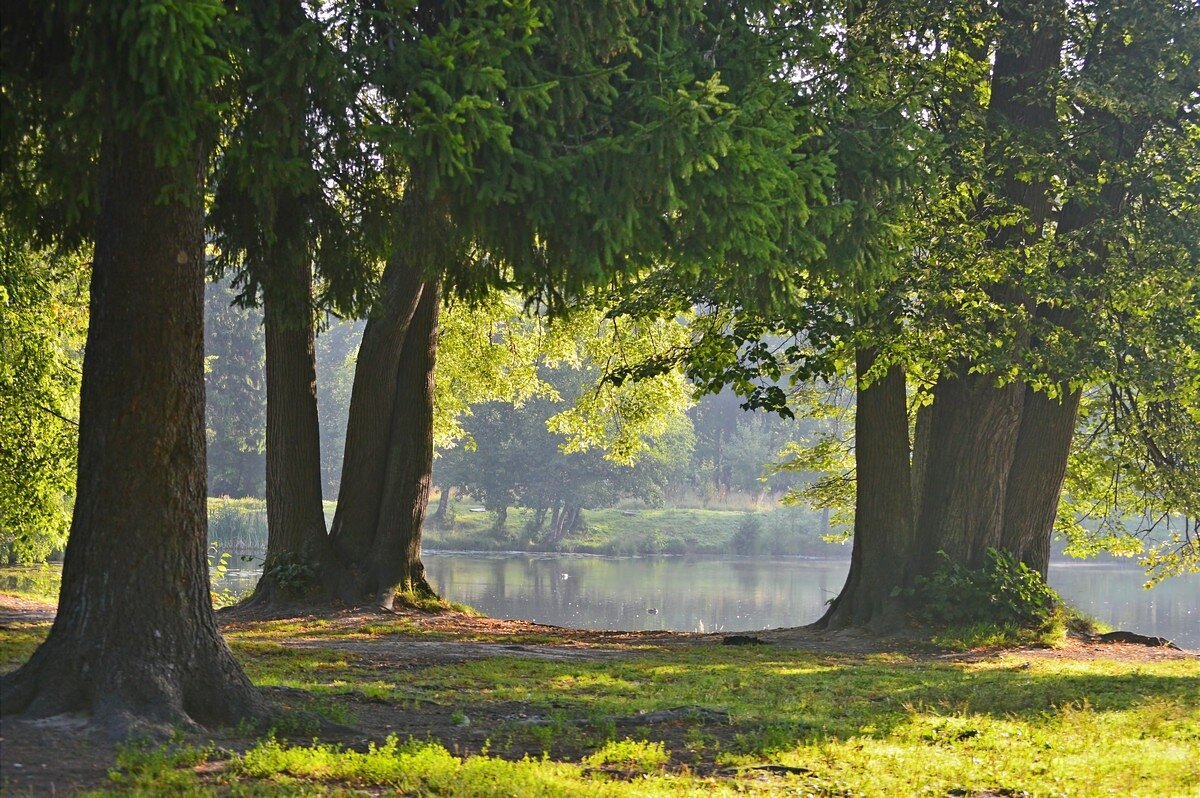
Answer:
[
  {"left": 1, "top": 135, "right": 265, "bottom": 735},
  {"left": 999, "top": 386, "right": 1081, "bottom": 576},
  {"left": 816, "top": 350, "right": 913, "bottom": 630},
  {"left": 999, "top": 104, "right": 1147, "bottom": 577},
  {"left": 368, "top": 282, "right": 440, "bottom": 607},
  {"left": 915, "top": 373, "right": 1027, "bottom": 572},
  {"left": 912, "top": 0, "right": 1063, "bottom": 576},
  {"left": 327, "top": 260, "right": 425, "bottom": 596}
]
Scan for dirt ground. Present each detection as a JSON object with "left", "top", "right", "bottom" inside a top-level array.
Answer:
[{"left": 2, "top": 596, "right": 1195, "bottom": 796}]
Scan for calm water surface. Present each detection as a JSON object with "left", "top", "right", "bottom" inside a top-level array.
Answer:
[{"left": 218, "top": 553, "right": 1199, "bottom": 648}]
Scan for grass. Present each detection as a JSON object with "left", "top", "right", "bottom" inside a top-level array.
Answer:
[{"left": 4, "top": 611, "right": 1197, "bottom": 796}]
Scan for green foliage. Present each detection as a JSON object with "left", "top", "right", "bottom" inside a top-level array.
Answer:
[
  {"left": 582, "top": 739, "right": 668, "bottom": 773},
  {"left": 207, "top": 497, "right": 269, "bottom": 550},
  {"left": 261, "top": 551, "right": 315, "bottom": 594},
  {"left": 914, "top": 549, "right": 1060, "bottom": 631},
  {"left": 0, "top": 234, "right": 87, "bottom": 563},
  {"left": 204, "top": 279, "right": 265, "bottom": 498},
  {"left": 731, "top": 515, "right": 763, "bottom": 555}
]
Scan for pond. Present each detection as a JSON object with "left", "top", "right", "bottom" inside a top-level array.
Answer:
[{"left": 216, "top": 553, "right": 1200, "bottom": 649}]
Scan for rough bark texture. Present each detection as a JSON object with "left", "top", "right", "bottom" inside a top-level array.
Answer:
[
  {"left": 249, "top": 250, "right": 330, "bottom": 605},
  {"left": 816, "top": 351, "right": 914, "bottom": 630},
  {"left": 916, "top": 373, "right": 1027, "bottom": 572},
  {"left": 1000, "top": 386, "right": 1081, "bottom": 576},
  {"left": 913, "top": 0, "right": 1062, "bottom": 576},
  {"left": 235, "top": 0, "right": 332, "bottom": 607},
  {"left": 369, "top": 282, "right": 440, "bottom": 607},
  {"left": 326, "top": 262, "right": 425, "bottom": 590},
  {"left": 0, "top": 135, "right": 265, "bottom": 735},
  {"left": 999, "top": 104, "right": 1147, "bottom": 578}
]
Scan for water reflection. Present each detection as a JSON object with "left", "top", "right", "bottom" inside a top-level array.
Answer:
[
  {"left": 211, "top": 554, "right": 1198, "bottom": 648},
  {"left": 421, "top": 554, "right": 1199, "bottom": 648}
]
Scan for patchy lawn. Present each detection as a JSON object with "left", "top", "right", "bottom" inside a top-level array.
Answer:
[{"left": 1, "top": 596, "right": 1196, "bottom": 797}]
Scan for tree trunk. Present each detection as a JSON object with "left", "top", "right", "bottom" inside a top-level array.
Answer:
[
  {"left": 432, "top": 484, "right": 453, "bottom": 527},
  {"left": 248, "top": 249, "right": 330, "bottom": 604},
  {"left": 915, "top": 373, "right": 1027, "bottom": 572},
  {"left": 367, "top": 282, "right": 440, "bottom": 607},
  {"left": 0, "top": 134, "right": 265, "bottom": 736},
  {"left": 999, "top": 386, "right": 1081, "bottom": 576},
  {"left": 999, "top": 101, "right": 1148, "bottom": 577},
  {"left": 327, "top": 259, "right": 425, "bottom": 596},
  {"left": 816, "top": 350, "right": 913, "bottom": 630},
  {"left": 912, "top": 0, "right": 1063, "bottom": 576}
]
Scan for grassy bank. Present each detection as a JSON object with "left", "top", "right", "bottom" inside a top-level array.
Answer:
[
  {"left": 206, "top": 495, "right": 845, "bottom": 557},
  {"left": 0, "top": 608, "right": 1196, "bottom": 797},
  {"left": 424, "top": 501, "right": 842, "bottom": 557}
]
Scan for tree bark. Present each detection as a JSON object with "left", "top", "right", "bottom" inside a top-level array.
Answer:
[
  {"left": 431, "top": 484, "right": 453, "bottom": 527},
  {"left": 999, "top": 385, "right": 1080, "bottom": 575},
  {"left": 249, "top": 248, "right": 330, "bottom": 604},
  {"left": 327, "top": 259, "right": 425, "bottom": 597},
  {"left": 367, "top": 282, "right": 440, "bottom": 607},
  {"left": 1, "top": 134, "right": 266, "bottom": 735},
  {"left": 816, "top": 349, "right": 913, "bottom": 630},
  {"left": 912, "top": 0, "right": 1063, "bottom": 576},
  {"left": 999, "top": 97, "right": 1148, "bottom": 577},
  {"left": 915, "top": 373, "right": 1027, "bottom": 572}
]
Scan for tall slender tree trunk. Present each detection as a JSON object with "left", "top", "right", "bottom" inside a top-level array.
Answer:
[
  {"left": 1, "top": 134, "right": 265, "bottom": 735},
  {"left": 249, "top": 248, "right": 330, "bottom": 604},
  {"left": 816, "top": 349, "right": 913, "bottom": 630}
]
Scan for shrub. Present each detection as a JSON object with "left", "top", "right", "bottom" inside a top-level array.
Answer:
[
  {"left": 731, "top": 514, "right": 762, "bottom": 555},
  {"left": 914, "top": 548, "right": 1059, "bottom": 630}
]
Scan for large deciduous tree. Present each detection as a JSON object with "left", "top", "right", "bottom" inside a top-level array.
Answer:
[
  {"left": 628, "top": 0, "right": 1199, "bottom": 630},
  {"left": 1, "top": 1, "right": 267, "bottom": 731}
]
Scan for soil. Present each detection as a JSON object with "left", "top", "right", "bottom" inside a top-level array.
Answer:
[{"left": 2, "top": 595, "right": 1195, "bottom": 796}]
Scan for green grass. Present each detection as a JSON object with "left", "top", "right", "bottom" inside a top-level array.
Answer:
[
  {"left": 4, "top": 612, "right": 1196, "bottom": 797},
  {"left": 0, "top": 563, "right": 62, "bottom": 602}
]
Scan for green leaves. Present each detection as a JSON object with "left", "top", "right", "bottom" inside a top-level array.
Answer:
[{"left": 0, "top": 233, "right": 88, "bottom": 562}]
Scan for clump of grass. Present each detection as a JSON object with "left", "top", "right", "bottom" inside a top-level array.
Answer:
[
  {"left": 582, "top": 739, "right": 669, "bottom": 773},
  {"left": 391, "top": 590, "right": 477, "bottom": 615}
]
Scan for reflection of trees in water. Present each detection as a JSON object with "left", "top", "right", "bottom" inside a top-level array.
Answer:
[{"left": 415, "top": 556, "right": 1196, "bottom": 646}]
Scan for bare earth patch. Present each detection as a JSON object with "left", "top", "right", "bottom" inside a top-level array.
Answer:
[{"left": 1, "top": 596, "right": 1195, "bottom": 796}]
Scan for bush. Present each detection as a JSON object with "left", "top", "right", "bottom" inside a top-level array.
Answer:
[
  {"left": 914, "top": 548, "right": 1059, "bottom": 630},
  {"left": 731, "top": 515, "right": 762, "bottom": 555}
]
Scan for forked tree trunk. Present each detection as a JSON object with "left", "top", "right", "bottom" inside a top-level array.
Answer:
[
  {"left": 912, "top": 0, "right": 1062, "bottom": 576},
  {"left": 366, "top": 282, "right": 440, "bottom": 607},
  {"left": 915, "top": 373, "right": 1027, "bottom": 572},
  {"left": 999, "top": 102, "right": 1148, "bottom": 577},
  {"left": 816, "top": 350, "right": 913, "bottom": 630},
  {"left": 326, "top": 260, "right": 425, "bottom": 599},
  {"left": 0, "top": 134, "right": 266, "bottom": 735}
]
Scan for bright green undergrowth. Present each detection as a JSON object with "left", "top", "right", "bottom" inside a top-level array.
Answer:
[
  {"left": 216, "top": 638, "right": 1200, "bottom": 796},
  {"left": 5, "top": 619, "right": 1197, "bottom": 796}
]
